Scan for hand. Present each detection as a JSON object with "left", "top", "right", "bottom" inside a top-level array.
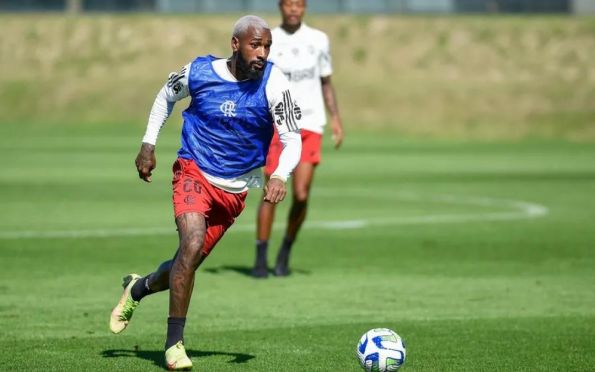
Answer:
[
  {"left": 135, "top": 143, "right": 156, "bottom": 183},
  {"left": 331, "top": 117, "right": 344, "bottom": 149},
  {"left": 264, "top": 177, "right": 287, "bottom": 204}
]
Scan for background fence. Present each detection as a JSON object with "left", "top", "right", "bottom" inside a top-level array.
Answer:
[{"left": 1, "top": 0, "right": 594, "bottom": 14}]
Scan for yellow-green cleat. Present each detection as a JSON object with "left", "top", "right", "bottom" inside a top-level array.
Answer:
[
  {"left": 165, "top": 341, "right": 193, "bottom": 370},
  {"left": 109, "top": 274, "right": 141, "bottom": 334}
]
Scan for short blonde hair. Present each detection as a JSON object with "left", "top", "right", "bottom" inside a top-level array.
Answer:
[{"left": 232, "top": 15, "right": 269, "bottom": 38}]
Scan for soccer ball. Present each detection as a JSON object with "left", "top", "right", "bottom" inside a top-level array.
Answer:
[{"left": 356, "top": 328, "right": 406, "bottom": 371}]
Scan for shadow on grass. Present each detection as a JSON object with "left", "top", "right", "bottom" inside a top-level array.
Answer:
[
  {"left": 202, "top": 265, "right": 311, "bottom": 277},
  {"left": 102, "top": 348, "right": 255, "bottom": 367}
]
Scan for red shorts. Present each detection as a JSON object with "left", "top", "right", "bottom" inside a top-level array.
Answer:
[
  {"left": 264, "top": 129, "right": 322, "bottom": 176},
  {"left": 172, "top": 158, "right": 247, "bottom": 256}
]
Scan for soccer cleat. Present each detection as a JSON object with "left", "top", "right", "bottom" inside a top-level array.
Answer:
[
  {"left": 273, "top": 249, "right": 291, "bottom": 277},
  {"left": 109, "top": 273, "right": 141, "bottom": 334},
  {"left": 251, "top": 264, "right": 269, "bottom": 279},
  {"left": 273, "top": 265, "right": 290, "bottom": 277},
  {"left": 165, "top": 341, "right": 193, "bottom": 370},
  {"left": 252, "top": 244, "right": 269, "bottom": 278}
]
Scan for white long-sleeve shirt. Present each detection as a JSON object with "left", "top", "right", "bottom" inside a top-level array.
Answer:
[
  {"left": 142, "top": 59, "right": 302, "bottom": 193},
  {"left": 269, "top": 23, "right": 333, "bottom": 134}
]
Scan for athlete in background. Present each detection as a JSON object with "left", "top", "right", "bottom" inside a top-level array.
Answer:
[
  {"left": 252, "top": 0, "right": 344, "bottom": 278},
  {"left": 108, "top": 15, "right": 301, "bottom": 370}
]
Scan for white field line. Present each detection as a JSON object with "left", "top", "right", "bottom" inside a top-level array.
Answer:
[{"left": 0, "top": 192, "right": 548, "bottom": 240}]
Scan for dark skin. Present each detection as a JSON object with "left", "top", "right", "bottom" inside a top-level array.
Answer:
[
  {"left": 134, "top": 23, "right": 285, "bottom": 317},
  {"left": 256, "top": 0, "right": 344, "bottom": 248},
  {"left": 279, "top": 0, "right": 306, "bottom": 34}
]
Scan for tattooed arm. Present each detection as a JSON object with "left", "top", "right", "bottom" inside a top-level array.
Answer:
[{"left": 136, "top": 64, "right": 191, "bottom": 182}]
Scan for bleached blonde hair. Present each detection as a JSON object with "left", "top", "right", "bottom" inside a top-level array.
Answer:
[{"left": 232, "top": 15, "right": 270, "bottom": 38}]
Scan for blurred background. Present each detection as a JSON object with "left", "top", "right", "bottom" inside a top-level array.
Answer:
[
  {"left": 0, "top": 0, "right": 593, "bottom": 139},
  {"left": 1, "top": 1, "right": 594, "bottom": 371},
  {"left": 2, "top": 0, "right": 595, "bottom": 13}
]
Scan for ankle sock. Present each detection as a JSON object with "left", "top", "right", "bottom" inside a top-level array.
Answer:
[
  {"left": 281, "top": 236, "right": 293, "bottom": 251},
  {"left": 276, "top": 236, "right": 294, "bottom": 267},
  {"left": 165, "top": 317, "right": 186, "bottom": 349},
  {"left": 255, "top": 240, "right": 268, "bottom": 267},
  {"left": 130, "top": 275, "right": 154, "bottom": 302}
]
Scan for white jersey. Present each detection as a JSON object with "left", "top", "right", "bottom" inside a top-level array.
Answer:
[{"left": 270, "top": 23, "right": 332, "bottom": 134}]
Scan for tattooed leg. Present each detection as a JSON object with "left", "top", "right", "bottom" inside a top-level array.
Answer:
[
  {"left": 169, "top": 212, "right": 207, "bottom": 318},
  {"left": 144, "top": 256, "right": 176, "bottom": 293}
]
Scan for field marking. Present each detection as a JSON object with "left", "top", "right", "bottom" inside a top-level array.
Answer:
[{"left": 0, "top": 192, "right": 548, "bottom": 239}]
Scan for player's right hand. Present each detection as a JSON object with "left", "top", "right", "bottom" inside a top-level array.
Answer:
[{"left": 135, "top": 143, "right": 156, "bottom": 183}]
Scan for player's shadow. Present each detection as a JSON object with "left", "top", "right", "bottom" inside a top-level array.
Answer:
[
  {"left": 203, "top": 265, "right": 311, "bottom": 277},
  {"left": 101, "top": 348, "right": 255, "bottom": 367}
]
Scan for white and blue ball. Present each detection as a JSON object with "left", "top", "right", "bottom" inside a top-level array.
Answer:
[{"left": 356, "top": 328, "right": 406, "bottom": 371}]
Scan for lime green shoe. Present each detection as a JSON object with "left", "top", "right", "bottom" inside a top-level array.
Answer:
[
  {"left": 165, "top": 341, "right": 193, "bottom": 370},
  {"left": 109, "top": 274, "right": 141, "bottom": 334}
]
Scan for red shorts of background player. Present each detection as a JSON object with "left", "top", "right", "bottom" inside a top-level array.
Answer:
[
  {"left": 264, "top": 129, "right": 322, "bottom": 177},
  {"left": 172, "top": 158, "right": 247, "bottom": 256}
]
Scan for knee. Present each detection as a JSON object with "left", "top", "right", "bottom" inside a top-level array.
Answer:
[
  {"left": 182, "top": 228, "right": 204, "bottom": 248},
  {"left": 293, "top": 186, "right": 309, "bottom": 204},
  {"left": 180, "top": 231, "right": 204, "bottom": 264}
]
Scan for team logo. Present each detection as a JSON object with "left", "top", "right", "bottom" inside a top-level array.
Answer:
[
  {"left": 220, "top": 100, "right": 236, "bottom": 117},
  {"left": 184, "top": 195, "right": 196, "bottom": 205}
]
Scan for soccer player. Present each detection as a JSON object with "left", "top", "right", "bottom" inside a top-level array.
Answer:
[
  {"left": 109, "top": 15, "right": 301, "bottom": 370},
  {"left": 252, "top": 0, "right": 344, "bottom": 278}
]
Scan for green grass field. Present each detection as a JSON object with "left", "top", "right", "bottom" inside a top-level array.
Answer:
[
  {"left": 0, "top": 13, "right": 594, "bottom": 371},
  {"left": 1, "top": 123, "right": 594, "bottom": 371}
]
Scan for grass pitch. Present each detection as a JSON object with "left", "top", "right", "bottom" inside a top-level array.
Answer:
[{"left": 0, "top": 124, "right": 594, "bottom": 371}]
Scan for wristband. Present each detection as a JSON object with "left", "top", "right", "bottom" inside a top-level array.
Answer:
[{"left": 270, "top": 174, "right": 287, "bottom": 183}]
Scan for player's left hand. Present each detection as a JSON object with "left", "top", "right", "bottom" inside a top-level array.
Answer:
[
  {"left": 331, "top": 118, "right": 344, "bottom": 149},
  {"left": 264, "top": 177, "right": 287, "bottom": 204}
]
